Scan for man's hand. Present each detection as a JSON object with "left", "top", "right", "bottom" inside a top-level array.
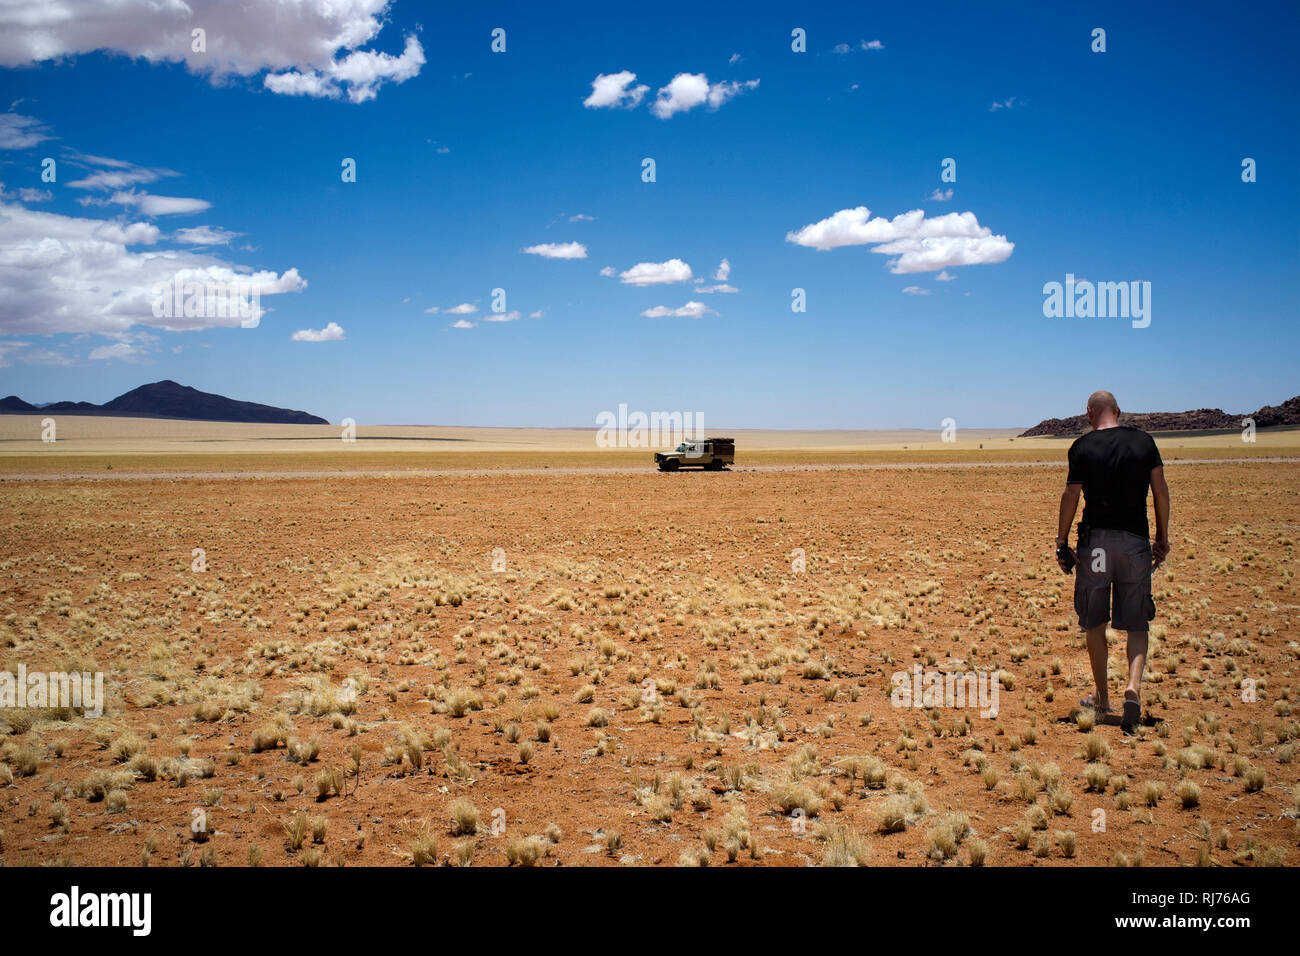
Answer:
[
  {"left": 1152, "top": 536, "right": 1170, "bottom": 569},
  {"left": 1056, "top": 539, "right": 1076, "bottom": 574}
]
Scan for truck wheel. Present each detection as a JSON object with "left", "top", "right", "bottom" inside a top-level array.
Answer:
[
  {"left": 707, "top": 458, "right": 725, "bottom": 471},
  {"left": 661, "top": 459, "right": 679, "bottom": 472}
]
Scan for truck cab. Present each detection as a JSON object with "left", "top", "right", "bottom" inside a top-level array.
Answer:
[{"left": 655, "top": 437, "right": 735, "bottom": 471}]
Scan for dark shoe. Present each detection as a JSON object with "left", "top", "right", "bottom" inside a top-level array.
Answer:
[{"left": 1121, "top": 699, "right": 1141, "bottom": 734}]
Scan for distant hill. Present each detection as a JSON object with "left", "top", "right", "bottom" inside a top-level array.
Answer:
[
  {"left": 1020, "top": 395, "right": 1300, "bottom": 437},
  {"left": 0, "top": 380, "right": 328, "bottom": 425}
]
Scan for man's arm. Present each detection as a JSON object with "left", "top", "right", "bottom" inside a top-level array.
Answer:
[
  {"left": 1056, "top": 483, "right": 1081, "bottom": 571},
  {"left": 1150, "top": 465, "right": 1171, "bottom": 566}
]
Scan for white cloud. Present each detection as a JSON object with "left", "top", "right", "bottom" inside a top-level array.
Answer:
[
  {"left": 935, "top": 270, "right": 956, "bottom": 281},
  {"left": 292, "top": 322, "right": 345, "bottom": 342},
  {"left": 989, "top": 97, "right": 1019, "bottom": 112},
  {"left": 450, "top": 319, "right": 475, "bottom": 329},
  {"left": 528, "top": 309, "right": 544, "bottom": 319},
  {"left": 85, "top": 190, "right": 211, "bottom": 217},
  {"left": 482, "top": 310, "right": 522, "bottom": 323},
  {"left": 16, "top": 188, "right": 52, "bottom": 203},
  {"left": 599, "top": 265, "right": 616, "bottom": 277},
  {"left": 0, "top": 112, "right": 51, "bottom": 149},
  {"left": 266, "top": 34, "right": 425, "bottom": 104},
  {"left": 89, "top": 341, "right": 147, "bottom": 360},
  {"left": 584, "top": 71, "right": 649, "bottom": 109},
  {"left": 445, "top": 303, "right": 476, "bottom": 314},
  {"left": 901, "top": 286, "right": 930, "bottom": 295},
  {"left": 651, "top": 74, "right": 758, "bottom": 119},
  {"left": 694, "top": 283, "right": 737, "bottom": 294},
  {"left": 174, "top": 225, "right": 240, "bottom": 246},
  {"left": 11, "top": 345, "right": 76, "bottom": 366},
  {"left": 568, "top": 213, "right": 596, "bottom": 222},
  {"left": 67, "top": 166, "right": 171, "bottom": 191},
  {"left": 833, "top": 40, "right": 885, "bottom": 54},
  {"left": 712, "top": 258, "right": 731, "bottom": 281},
  {"left": 642, "top": 301, "right": 713, "bottom": 318},
  {"left": 928, "top": 188, "right": 953, "bottom": 202},
  {"left": 619, "top": 258, "right": 692, "bottom": 286},
  {"left": 0, "top": 198, "right": 305, "bottom": 336},
  {"left": 523, "top": 241, "right": 587, "bottom": 259},
  {"left": 728, "top": 53, "right": 742, "bottom": 65},
  {"left": 0, "top": 1, "right": 424, "bottom": 103},
  {"left": 785, "top": 205, "right": 1014, "bottom": 273}
]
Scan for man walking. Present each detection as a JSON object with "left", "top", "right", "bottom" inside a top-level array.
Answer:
[{"left": 1056, "top": 390, "right": 1171, "bottom": 732}]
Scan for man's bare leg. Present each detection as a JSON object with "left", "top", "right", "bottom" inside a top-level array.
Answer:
[
  {"left": 1085, "top": 623, "right": 1110, "bottom": 711},
  {"left": 1124, "top": 630, "right": 1148, "bottom": 704}
]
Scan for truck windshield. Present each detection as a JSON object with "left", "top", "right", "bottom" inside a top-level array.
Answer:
[{"left": 676, "top": 444, "right": 689, "bottom": 452}]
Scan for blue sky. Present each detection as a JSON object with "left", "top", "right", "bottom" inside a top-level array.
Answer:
[{"left": 0, "top": 0, "right": 1296, "bottom": 428}]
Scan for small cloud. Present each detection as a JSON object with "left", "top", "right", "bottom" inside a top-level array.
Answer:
[
  {"left": 728, "top": 53, "right": 742, "bottom": 65},
  {"left": 834, "top": 40, "right": 884, "bottom": 54},
  {"left": 599, "top": 265, "right": 616, "bottom": 277},
  {"left": 292, "top": 322, "right": 345, "bottom": 342},
  {"left": 89, "top": 341, "right": 147, "bottom": 361},
  {"left": 523, "top": 241, "right": 588, "bottom": 259},
  {"left": 901, "top": 286, "right": 931, "bottom": 295},
  {"left": 695, "top": 283, "right": 738, "bottom": 294},
  {"left": 935, "top": 270, "right": 956, "bottom": 282},
  {"left": 584, "top": 71, "right": 649, "bottom": 109},
  {"left": 450, "top": 319, "right": 476, "bottom": 329},
  {"left": 642, "top": 301, "right": 714, "bottom": 318},
  {"left": 712, "top": 258, "right": 731, "bottom": 281},
  {"left": 16, "top": 187, "right": 52, "bottom": 202},
  {"left": 619, "top": 258, "right": 692, "bottom": 286},
  {"left": 989, "top": 97, "right": 1020, "bottom": 112},
  {"left": 24, "top": 347, "right": 78, "bottom": 366},
  {"left": 174, "top": 225, "right": 240, "bottom": 245},
  {"left": 651, "top": 74, "right": 758, "bottom": 119},
  {"left": 0, "top": 112, "right": 52, "bottom": 149},
  {"left": 568, "top": 213, "right": 597, "bottom": 222},
  {"left": 445, "top": 303, "right": 477, "bottom": 314},
  {"left": 928, "top": 188, "right": 953, "bottom": 202},
  {"left": 785, "top": 205, "right": 1014, "bottom": 273},
  {"left": 86, "top": 190, "right": 211, "bottom": 216},
  {"left": 482, "top": 310, "right": 522, "bottom": 323},
  {"left": 528, "top": 309, "right": 544, "bottom": 319}
]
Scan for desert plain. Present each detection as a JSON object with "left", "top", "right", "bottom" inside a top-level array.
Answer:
[{"left": 0, "top": 417, "right": 1297, "bottom": 866}]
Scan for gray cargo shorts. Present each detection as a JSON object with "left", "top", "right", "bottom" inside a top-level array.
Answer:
[{"left": 1074, "top": 528, "right": 1156, "bottom": 631}]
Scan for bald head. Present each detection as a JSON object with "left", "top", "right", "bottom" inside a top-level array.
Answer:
[
  {"left": 1087, "top": 391, "right": 1118, "bottom": 414},
  {"left": 1086, "top": 390, "right": 1120, "bottom": 428}
]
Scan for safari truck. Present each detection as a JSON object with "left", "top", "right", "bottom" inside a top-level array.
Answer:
[{"left": 655, "top": 437, "right": 735, "bottom": 471}]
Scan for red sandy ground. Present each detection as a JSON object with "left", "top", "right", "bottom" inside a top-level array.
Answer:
[{"left": 0, "top": 463, "right": 1296, "bottom": 866}]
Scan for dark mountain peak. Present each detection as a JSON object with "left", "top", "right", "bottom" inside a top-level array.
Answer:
[{"left": 2, "top": 382, "right": 328, "bottom": 425}]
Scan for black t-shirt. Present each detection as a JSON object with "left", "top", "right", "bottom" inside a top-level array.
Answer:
[{"left": 1066, "top": 425, "right": 1163, "bottom": 538}]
